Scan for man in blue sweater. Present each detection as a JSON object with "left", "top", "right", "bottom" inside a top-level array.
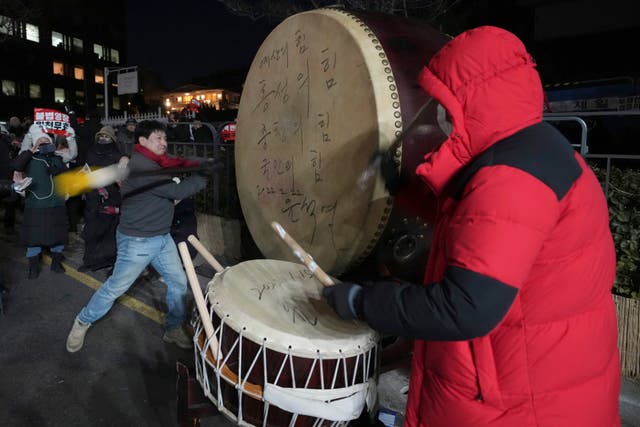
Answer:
[{"left": 66, "top": 120, "right": 213, "bottom": 352}]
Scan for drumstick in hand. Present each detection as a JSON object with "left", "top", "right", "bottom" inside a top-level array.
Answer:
[
  {"left": 177, "top": 241, "right": 219, "bottom": 359},
  {"left": 270, "top": 221, "right": 335, "bottom": 287}
]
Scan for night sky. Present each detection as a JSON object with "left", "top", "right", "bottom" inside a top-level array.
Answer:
[{"left": 126, "top": 1, "right": 277, "bottom": 89}]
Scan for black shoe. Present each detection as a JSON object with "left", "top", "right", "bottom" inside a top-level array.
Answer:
[
  {"left": 50, "top": 253, "right": 65, "bottom": 273},
  {"left": 28, "top": 256, "right": 40, "bottom": 279}
]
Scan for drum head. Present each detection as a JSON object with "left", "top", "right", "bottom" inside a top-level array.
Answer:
[
  {"left": 236, "top": 9, "right": 401, "bottom": 276},
  {"left": 207, "top": 259, "right": 377, "bottom": 358}
]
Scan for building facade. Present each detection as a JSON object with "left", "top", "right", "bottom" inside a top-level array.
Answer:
[
  {"left": 0, "top": 0, "right": 127, "bottom": 120},
  {"left": 162, "top": 84, "right": 240, "bottom": 115}
]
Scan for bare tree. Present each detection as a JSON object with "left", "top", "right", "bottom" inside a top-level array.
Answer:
[{"left": 216, "top": 0, "right": 463, "bottom": 22}]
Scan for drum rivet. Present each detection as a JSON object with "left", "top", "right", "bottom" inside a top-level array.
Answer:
[
  {"left": 384, "top": 67, "right": 391, "bottom": 73},
  {"left": 387, "top": 76, "right": 394, "bottom": 82},
  {"left": 378, "top": 52, "right": 385, "bottom": 58},
  {"left": 372, "top": 39, "right": 379, "bottom": 44},
  {"left": 393, "top": 102, "right": 399, "bottom": 108},
  {"left": 389, "top": 84, "right": 397, "bottom": 91},
  {"left": 375, "top": 45, "right": 382, "bottom": 51},
  {"left": 394, "top": 111, "right": 401, "bottom": 118},
  {"left": 391, "top": 93, "right": 398, "bottom": 99},
  {"left": 395, "top": 121, "right": 402, "bottom": 128},
  {"left": 382, "top": 59, "right": 389, "bottom": 66},
  {"left": 395, "top": 130, "right": 402, "bottom": 137}
]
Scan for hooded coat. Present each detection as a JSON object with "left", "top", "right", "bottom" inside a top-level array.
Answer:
[
  {"left": 359, "top": 26, "right": 620, "bottom": 427},
  {"left": 12, "top": 129, "right": 68, "bottom": 247}
]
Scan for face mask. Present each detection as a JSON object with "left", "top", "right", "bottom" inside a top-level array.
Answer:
[
  {"left": 97, "top": 137, "right": 112, "bottom": 144},
  {"left": 38, "top": 143, "right": 56, "bottom": 154}
]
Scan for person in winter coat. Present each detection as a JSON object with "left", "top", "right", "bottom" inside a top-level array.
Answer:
[
  {"left": 323, "top": 26, "right": 620, "bottom": 427},
  {"left": 12, "top": 128, "right": 68, "bottom": 279},
  {"left": 65, "top": 120, "right": 220, "bottom": 354},
  {"left": 78, "top": 126, "right": 125, "bottom": 272},
  {"left": 116, "top": 118, "right": 137, "bottom": 158}
]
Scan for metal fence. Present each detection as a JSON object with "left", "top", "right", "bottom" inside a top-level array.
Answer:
[
  {"left": 584, "top": 153, "right": 640, "bottom": 198},
  {"left": 166, "top": 140, "right": 241, "bottom": 218}
]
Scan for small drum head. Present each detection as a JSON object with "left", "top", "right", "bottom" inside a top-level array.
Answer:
[
  {"left": 236, "top": 9, "right": 401, "bottom": 276},
  {"left": 208, "top": 259, "right": 377, "bottom": 358}
]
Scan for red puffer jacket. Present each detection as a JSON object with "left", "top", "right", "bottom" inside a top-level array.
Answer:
[{"left": 359, "top": 26, "right": 620, "bottom": 427}]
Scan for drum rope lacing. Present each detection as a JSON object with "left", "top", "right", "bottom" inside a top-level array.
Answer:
[{"left": 192, "top": 297, "right": 379, "bottom": 422}]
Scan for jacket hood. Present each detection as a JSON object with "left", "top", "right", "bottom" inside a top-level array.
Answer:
[
  {"left": 95, "top": 126, "right": 117, "bottom": 143},
  {"left": 415, "top": 26, "right": 544, "bottom": 196},
  {"left": 29, "top": 127, "right": 53, "bottom": 145}
]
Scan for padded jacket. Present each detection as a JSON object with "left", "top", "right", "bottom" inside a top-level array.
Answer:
[{"left": 359, "top": 26, "right": 620, "bottom": 427}]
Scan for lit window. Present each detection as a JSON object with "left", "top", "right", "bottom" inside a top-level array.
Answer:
[
  {"left": 73, "top": 37, "right": 83, "bottom": 52},
  {"left": 177, "top": 96, "right": 182, "bottom": 102},
  {"left": 111, "top": 48, "right": 119, "bottom": 64},
  {"left": 54, "top": 87, "right": 65, "bottom": 103},
  {"left": 93, "top": 43, "right": 104, "bottom": 59},
  {"left": 75, "top": 90, "right": 84, "bottom": 105},
  {"left": 29, "top": 84, "right": 41, "bottom": 99},
  {"left": 112, "top": 97, "right": 120, "bottom": 109},
  {"left": 95, "top": 69, "right": 104, "bottom": 84},
  {"left": 0, "top": 15, "right": 13, "bottom": 35},
  {"left": 74, "top": 66, "right": 84, "bottom": 80},
  {"left": 96, "top": 93, "right": 104, "bottom": 108},
  {"left": 26, "top": 23, "right": 39, "bottom": 42},
  {"left": 2, "top": 80, "right": 16, "bottom": 96},
  {"left": 53, "top": 61, "right": 64, "bottom": 76},
  {"left": 51, "top": 31, "right": 63, "bottom": 48}
]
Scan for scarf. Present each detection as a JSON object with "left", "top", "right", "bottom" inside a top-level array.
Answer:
[{"left": 134, "top": 144, "right": 201, "bottom": 168}]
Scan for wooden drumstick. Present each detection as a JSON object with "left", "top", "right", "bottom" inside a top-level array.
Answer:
[
  {"left": 177, "top": 241, "right": 219, "bottom": 360},
  {"left": 187, "top": 234, "right": 225, "bottom": 273},
  {"left": 270, "top": 221, "right": 335, "bottom": 287}
]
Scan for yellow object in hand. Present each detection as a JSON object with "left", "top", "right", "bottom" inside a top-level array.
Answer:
[{"left": 54, "top": 164, "right": 128, "bottom": 197}]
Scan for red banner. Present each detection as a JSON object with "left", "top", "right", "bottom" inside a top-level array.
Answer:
[{"left": 33, "top": 108, "right": 71, "bottom": 135}]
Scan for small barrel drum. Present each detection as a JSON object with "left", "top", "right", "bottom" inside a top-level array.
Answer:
[
  {"left": 235, "top": 8, "right": 450, "bottom": 280},
  {"left": 192, "top": 259, "right": 379, "bottom": 426}
]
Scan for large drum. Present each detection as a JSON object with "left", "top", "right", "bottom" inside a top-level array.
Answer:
[
  {"left": 235, "top": 8, "right": 450, "bottom": 279},
  {"left": 192, "top": 259, "right": 379, "bottom": 426}
]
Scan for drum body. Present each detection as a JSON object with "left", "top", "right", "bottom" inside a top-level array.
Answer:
[
  {"left": 192, "top": 259, "right": 379, "bottom": 426},
  {"left": 235, "top": 8, "right": 450, "bottom": 280}
]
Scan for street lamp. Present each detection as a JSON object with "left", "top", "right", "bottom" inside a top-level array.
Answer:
[{"left": 104, "top": 65, "right": 138, "bottom": 119}]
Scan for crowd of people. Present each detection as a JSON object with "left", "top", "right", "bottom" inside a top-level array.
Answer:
[{"left": 0, "top": 114, "right": 221, "bottom": 350}]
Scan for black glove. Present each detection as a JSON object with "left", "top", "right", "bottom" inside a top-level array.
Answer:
[
  {"left": 322, "top": 282, "right": 364, "bottom": 320},
  {"left": 198, "top": 159, "right": 224, "bottom": 177},
  {"left": 379, "top": 148, "right": 403, "bottom": 196}
]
